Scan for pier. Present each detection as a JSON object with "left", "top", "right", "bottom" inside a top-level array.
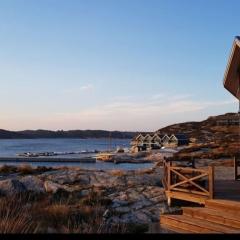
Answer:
[{"left": 0, "top": 156, "right": 96, "bottom": 163}]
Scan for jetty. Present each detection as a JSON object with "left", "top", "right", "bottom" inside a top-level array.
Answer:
[{"left": 0, "top": 156, "right": 96, "bottom": 163}]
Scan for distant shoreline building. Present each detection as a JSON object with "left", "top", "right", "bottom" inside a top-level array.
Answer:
[
  {"left": 216, "top": 114, "right": 240, "bottom": 126},
  {"left": 130, "top": 133, "right": 189, "bottom": 152}
]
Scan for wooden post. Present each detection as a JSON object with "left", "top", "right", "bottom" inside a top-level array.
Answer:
[
  {"left": 167, "top": 161, "right": 171, "bottom": 191},
  {"left": 167, "top": 161, "right": 172, "bottom": 206},
  {"left": 167, "top": 195, "right": 172, "bottom": 207},
  {"left": 209, "top": 166, "right": 214, "bottom": 199},
  {"left": 234, "top": 156, "right": 237, "bottom": 181},
  {"left": 192, "top": 158, "right": 195, "bottom": 168}
]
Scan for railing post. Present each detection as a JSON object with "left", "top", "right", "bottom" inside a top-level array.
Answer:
[
  {"left": 209, "top": 165, "right": 214, "bottom": 199},
  {"left": 234, "top": 156, "right": 237, "bottom": 180},
  {"left": 234, "top": 156, "right": 239, "bottom": 181},
  {"left": 192, "top": 158, "right": 195, "bottom": 168},
  {"left": 167, "top": 161, "right": 172, "bottom": 189},
  {"left": 167, "top": 161, "right": 172, "bottom": 206},
  {"left": 163, "top": 160, "right": 167, "bottom": 189}
]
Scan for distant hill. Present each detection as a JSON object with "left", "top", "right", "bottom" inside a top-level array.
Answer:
[
  {"left": 156, "top": 112, "right": 240, "bottom": 144},
  {"left": 156, "top": 112, "right": 240, "bottom": 157},
  {"left": 0, "top": 129, "right": 145, "bottom": 139}
]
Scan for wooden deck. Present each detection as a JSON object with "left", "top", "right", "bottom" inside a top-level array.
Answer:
[
  {"left": 160, "top": 160, "right": 240, "bottom": 233},
  {"left": 160, "top": 199, "right": 240, "bottom": 233},
  {"left": 162, "top": 157, "right": 240, "bottom": 205}
]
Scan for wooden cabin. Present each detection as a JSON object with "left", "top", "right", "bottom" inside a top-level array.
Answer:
[
  {"left": 130, "top": 134, "right": 145, "bottom": 152},
  {"left": 130, "top": 134, "right": 144, "bottom": 146},
  {"left": 161, "top": 134, "right": 170, "bottom": 147},
  {"left": 143, "top": 134, "right": 153, "bottom": 150},
  {"left": 168, "top": 134, "right": 189, "bottom": 147},
  {"left": 151, "top": 133, "right": 162, "bottom": 149},
  {"left": 131, "top": 133, "right": 189, "bottom": 152}
]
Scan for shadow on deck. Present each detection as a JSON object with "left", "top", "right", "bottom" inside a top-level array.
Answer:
[{"left": 215, "top": 180, "right": 240, "bottom": 201}]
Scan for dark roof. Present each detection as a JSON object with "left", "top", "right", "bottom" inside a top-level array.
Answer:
[
  {"left": 223, "top": 36, "right": 240, "bottom": 100},
  {"left": 173, "top": 134, "right": 188, "bottom": 140}
]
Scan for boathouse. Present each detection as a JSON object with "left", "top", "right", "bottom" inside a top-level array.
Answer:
[
  {"left": 130, "top": 133, "right": 189, "bottom": 152},
  {"left": 168, "top": 134, "right": 189, "bottom": 147}
]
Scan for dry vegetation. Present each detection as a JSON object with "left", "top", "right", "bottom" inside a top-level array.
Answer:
[
  {"left": 0, "top": 191, "right": 129, "bottom": 234},
  {"left": 0, "top": 195, "right": 38, "bottom": 233},
  {"left": 0, "top": 164, "right": 53, "bottom": 175},
  {"left": 110, "top": 169, "right": 125, "bottom": 177},
  {"left": 18, "top": 164, "right": 34, "bottom": 175}
]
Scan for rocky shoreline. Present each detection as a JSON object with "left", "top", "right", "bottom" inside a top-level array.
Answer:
[
  {"left": 0, "top": 153, "right": 236, "bottom": 233},
  {"left": 0, "top": 162, "right": 178, "bottom": 233}
]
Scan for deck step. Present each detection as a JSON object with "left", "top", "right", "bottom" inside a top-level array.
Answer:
[
  {"left": 160, "top": 224, "right": 193, "bottom": 233},
  {"left": 183, "top": 207, "right": 240, "bottom": 229},
  {"left": 165, "top": 190, "right": 208, "bottom": 205},
  {"left": 160, "top": 214, "right": 240, "bottom": 233},
  {"left": 147, "top": 222, "right": 189, "bottom": 233},
  {"left": 205, "top": 199, "right": 240, "bottom": 214}
]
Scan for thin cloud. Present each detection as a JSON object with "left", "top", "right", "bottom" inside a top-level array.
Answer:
[
  {"left": 151, "top": 93, "right": 166, "bottom": 100},
  {"left": 79, "top": 84, "right": 94, "bottom": 91},
  {"left": 64, "top": 84, "right": 94, "bottom": 94},
  {"left": 3, "top": 95, "right": 237, "bottom": 131},
  {"left": 52, "top": 96, "right": 236, "bottom": 130}
]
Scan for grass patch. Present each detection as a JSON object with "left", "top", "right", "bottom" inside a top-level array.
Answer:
[
  {"left": 0, "top": 165, "right": 17, "bottom": 174},
  {"left": 0, "top": 195, "right": 38, "bottom": 233},
  {"left": 80, "top": 191, "right": 112, "bottom": 206},
  {"left": 18, "top": 164, "right": 34, "bottom": 175},
  {"left": 110, "top": 170, "right": 125, "bottom": 177},
  {"left": 0, "top": 190, "right": 127, "bottom": 233}
]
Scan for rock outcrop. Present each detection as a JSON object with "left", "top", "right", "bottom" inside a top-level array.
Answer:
[{"left": 0, "top": 179, "right": 26, "bottom": 196}]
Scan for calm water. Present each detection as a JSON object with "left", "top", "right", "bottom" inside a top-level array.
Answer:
[
  {"left": 0, "top": 138, "right": 130, "bottom": 157},
  {"left": 0, "top": 138, "right": 153, "bottom": 170}
]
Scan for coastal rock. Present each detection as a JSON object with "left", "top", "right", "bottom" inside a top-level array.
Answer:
[
  {"left": 44, "top": 180, "right": 70, "bottom": 193},
  {"left": 0, "top": 179, "right": 26, "bottom": 196},
  {"left": 115, "top": 206, "right": 131, "bottom": 214},
  {"left": 80, "top": 189, "right": 90, "bottom": 197},
  {"left": 130, "top": 199, "right": 152, "bottom": 210},
  {"left": 126, "top": 175, "right": 158, "bottom": 187},
  {"left": 112, "top": 199, "right": 129, "bottom": 208},
  {"left": 118, "top": 212, "right": 151, "bottom": 224},
  {"left": 135, "top": 212, "right": 152, "bottom": 223},
  {"left": 20, "top": 176, "right": 45, "bottom": 193},
  {"left": 127, "top": 190, "right": 140, "bottom": 201},
  {"left": 118, "top": 193, "right": 128, "bottom": 201},
  {"left": 77, "top": 175, "right": 90, "bottom": 185}
]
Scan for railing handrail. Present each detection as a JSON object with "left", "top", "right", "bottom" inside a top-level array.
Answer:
[{"left": 170, "top": 166, "right": 209, "bottom": 174}]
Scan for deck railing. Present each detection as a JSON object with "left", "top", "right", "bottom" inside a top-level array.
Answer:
[{"left": 162, "top": 159, "right": 214, "bottom": 205}]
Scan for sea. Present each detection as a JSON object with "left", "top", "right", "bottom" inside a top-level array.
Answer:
[{"left": 0, "top": 138, "right": 153, "bottom": 170}]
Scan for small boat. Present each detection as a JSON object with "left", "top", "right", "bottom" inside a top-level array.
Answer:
[{"left": 95, "top": 153, "right": 115, "bottom": 161}]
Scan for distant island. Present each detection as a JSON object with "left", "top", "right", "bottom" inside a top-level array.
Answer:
[{"left": 0, "top": 129, "right": 149, "bottom": 139}]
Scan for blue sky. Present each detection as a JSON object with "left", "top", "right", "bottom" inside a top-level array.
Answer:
[{"left": 0, "top": 0, "right": 239, "bottom": 131}]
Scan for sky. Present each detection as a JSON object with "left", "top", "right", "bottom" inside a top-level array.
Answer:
[{"left": 0, "top": 0, "right": 239, "bottom": 131}]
